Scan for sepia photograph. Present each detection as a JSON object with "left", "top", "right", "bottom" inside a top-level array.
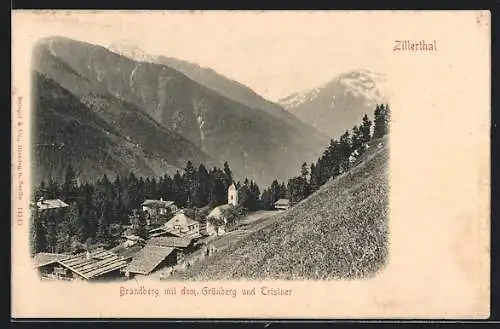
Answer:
[
  {"left": 12, "top": 10, "right": 490, "bottom": 318},
  {"left": 30, "top": 33, "right": 390, "bottom": 282}
]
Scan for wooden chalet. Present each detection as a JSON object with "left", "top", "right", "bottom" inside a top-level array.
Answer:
[
  {"left": 122, "top": 236, "right": 201, "bottom": 278},
  {"left": 33, "top": 252, "right": 71, "bottom": 279},
  {"left": 149, "top": 211, "right": 202, "bottom": 239},
  {"left": 36, "top": 198, "right": 69, "bottom": 211},
  {"left": 274, "top": 199, "right": 291, "bottom": 210},
  {"left": 141, "top": 198, "right": 177, "bottom": 216},
  {"left": 35, "top": 248, "right": 128, "bottom": 281}
]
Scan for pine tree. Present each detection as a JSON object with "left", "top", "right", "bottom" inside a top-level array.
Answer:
[
  {"left": 47, "top": 178, "right": 60, "bottom": 199},
  {"left": 360, "top": 114, "right": 372, "bottom": 144},
  {"left": 309, "top": 163, "right": 320, "bottom": 192},
  {"left": 300, "top": 162, "right": 309, "bottom": 178},
  {"left": 62, "top": 164, "right": 78, "bottom": 203},
  {"left": 45, "top": 212, "right": 58, "bottom": 253},
  {"left": 67, "top": 202, "right": 85, "bottom": 243},
  {"left": 194, "top": 164, "right": 210, "bottom": 207},
  {"left": 129, "top": 209, "right": 148, "bottom": 239},
  {"left": 30, "top": 211, "right": 47, "bottom": 254},
  {"left": 339, "top": 131, "right": 352, "bottom": 173},
  {"left": 351, "top": 125, "right": 363, "bottom": 152},
  {"left": 260, "top": 189, "right": 273, "bottom": 210},
  {"left": 373, "top": 104, "right": 386, "bottom": 139},
  {"left": 96, "top": 210, "right": 110, "bottom": 244},
  {"left": 223, "top": 161, "right": 233, "bottom": 184},
  {"left": 35, "top": 179, "right": 47, "bottom": 200},
  {"left": 384, "top": 104, "right": 391, "bottom": 134},
  {"left": 173, "top": 171, "right": 188, "bottom": 207}
]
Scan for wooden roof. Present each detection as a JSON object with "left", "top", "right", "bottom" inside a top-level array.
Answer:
[
  {"left": 33, "top": 252, "right": 70, "bottom": 268},
  {"left": 149, "top": 236, "right": 192, "bottom": 248},
  {"left": 124, "top": 245, "right": 175, "bottom": 275},
  {"left": 141, "top": 199, "right": 175, "bottom": 208},
  {"left": 36, "top": 199, "right": 69, "bottom": 210},
  {"left": 58, "top": 248, "right": 128, "bottom": 280},
  {"left": 149, "top": 228, "right": 202, "bottom": 239},
  {"left": 207, "top": 204, "right": 233, "bottom": 219},
  {"left": 109, "top": 243, "right": 144, "bottom": 260},
  {"left": 166, "top": 212, "right": 199, "bottom": 227}
]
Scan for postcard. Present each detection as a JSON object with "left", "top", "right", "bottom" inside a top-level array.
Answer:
[{"left": 11, "top": 10, "right": 490, "bottom": 319}]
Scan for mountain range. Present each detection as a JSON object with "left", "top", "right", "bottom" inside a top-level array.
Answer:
[
  {"left": 107, "top": 42, "right": 326, "bottom": 143},
  {"left": 32, "top": 37, "right": 330, "bottom": 186},
  {"left": 279, "top": 69, "right": 387, "bottom": 138}
]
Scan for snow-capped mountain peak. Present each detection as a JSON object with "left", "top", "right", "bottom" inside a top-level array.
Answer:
[{"left": 278, "top": 69, "right": 388, "bottom": 138}]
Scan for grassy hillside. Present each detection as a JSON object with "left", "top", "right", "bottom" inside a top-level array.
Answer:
[{"left": 176, "top": 137, "right": 389, "bottom": 280}]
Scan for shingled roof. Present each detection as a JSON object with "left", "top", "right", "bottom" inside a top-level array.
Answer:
[
  {"left": 58, "top": 248, "right": 128, "bottom": 280},
  {"left": 36, "top": 198, "right": 69, "bottom": 210},
  {"left": 141, "top": 199, "right": 175, "bottom": 208},
  {"left": 148, "top": 236, "right": 192, "bottom": 248},
  {"left": 274, "top": 199, "right": 290, "bottom": 205},
  {"left": 33, "top": 252, "right": 70, "bottom": 268},
  {"left": 124, "top": 245, "right": 175, "bottom": 275},
  {"left": 108, "top": 243, "right": 144, "bottom": 261},
  {"left": 149, "top": 228, "right": 202, "bottom": 239}
]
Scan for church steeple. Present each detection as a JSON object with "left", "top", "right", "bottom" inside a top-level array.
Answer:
[{"left": 228, "top": 182, "right": 238, "bottom": 206}]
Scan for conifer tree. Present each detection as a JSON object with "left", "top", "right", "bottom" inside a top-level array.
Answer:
[
  {"left": 30, "top": 211, "right": 46, "bottom": 254},
  {"left": 373, "top": 104, "right": 386, "bottom": 139},
  {"left": 360, "top": 114, "right": 372, "bottom": 144},
  {"left": 351, "top": 125, "right": 363, "bottom": 152}
]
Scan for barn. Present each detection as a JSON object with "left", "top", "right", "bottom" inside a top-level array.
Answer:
[
  {"left": 33, "top": 252, "right": 71, "bottom": 279},
  {"left": 34, "top": 248, "right": 128, "bottom": 281},
  {"left": 274, "top": 199, "right": 291, "bottom": 210}
]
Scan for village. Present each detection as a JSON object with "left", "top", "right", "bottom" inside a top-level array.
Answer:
[{"left": 32, "top": 182, "right": 291, "bottom": 282}]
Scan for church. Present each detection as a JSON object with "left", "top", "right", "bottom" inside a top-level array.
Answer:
[
  {"left": 205, "top": 182, "right": 239, "bottom": 236},
  {"left": 227, "top": 182, "right": 238, "bottom": 206}
]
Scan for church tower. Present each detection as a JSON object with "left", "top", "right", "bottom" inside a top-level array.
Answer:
[{"left": 228, "top": 182, "right": 238, "bottom": 206}]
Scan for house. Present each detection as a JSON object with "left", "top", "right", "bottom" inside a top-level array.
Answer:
[
  {"left": 33, "top": 252, "right": 71, "bottom": 279},
  {"left": 36, "top": 198, "right": 69, "bottom": 211},
  {"left": 141, "top": 198, "right": 177, "bottom": 216},
  {"left": 274, "top": 199, "right": 291, "bottom": 210},
  {"left": 123, "top": 245, "right": 180, "bottom": 277},
  {"left": 205, "top": 204, "right": 233, "bottom": 236},
  {"left": 149, "top": 236, "right": 194, "bottom": 249},
  {"left": 35, "top": 248, "right": 128, "bottom": 281},
  {"left": 228, "top": 183, "right": 238, "bottom": 206},
  {"left": 148, "top": 211, "right": 202, "bottom": 239},
  {"left": 123, "top": 234, "right": 203, "bottom": 278},
  {"left": 121, "top": 235, "right": 146, "bottom": 248}
]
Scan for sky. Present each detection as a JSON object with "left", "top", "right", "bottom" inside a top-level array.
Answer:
[{"left": 16, "top": 10, "right": 397, "bottom": 101}]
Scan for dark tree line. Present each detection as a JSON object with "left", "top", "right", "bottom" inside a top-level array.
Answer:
[
  {"left": 31, "top": 160, "right": 262, "bottom": 255},
  {"left": 31, "top": 103, "right": 391, "bottom": 255},
  {"left": 259, "top": 103, "right": 391, "bottom": 207}
]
